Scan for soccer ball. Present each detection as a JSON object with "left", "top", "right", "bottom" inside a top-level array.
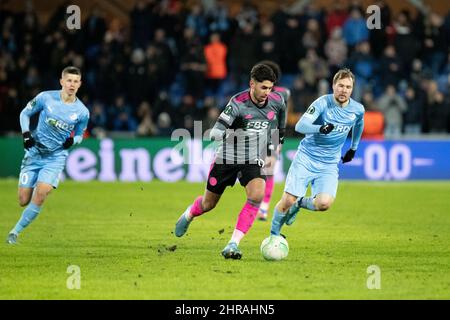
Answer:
[{"left": 260, "top": 235, "right": 289, "bottom": 261}]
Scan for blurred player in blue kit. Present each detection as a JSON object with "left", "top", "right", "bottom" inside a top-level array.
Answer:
[
  {"left": 6, "top": 66, "right": 90, "bottom": 244},
  {"left": 270, "top": 68, "right": 365, "bottom": 236}
]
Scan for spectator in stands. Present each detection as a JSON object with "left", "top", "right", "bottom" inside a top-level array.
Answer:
[
  {"left": 426, "top": 81, "right": 449, "bottom": 133},
  {"left": 377, "top": 85, "right": 407, "bottom": 138},
  {"left": 108, "top": 95, "right": 137, "bottom": 131},
  {"left": 151, "top": 28, "right": 176, "bottom": 88},
  {"left": 362, "top": 90, "right": 384, "bottom": 139},
  {"left": 185, "top": 4, "right": 209, "bottom": 42},
  {"left": 89, "top": 101, "right": 107, "bottom": 137},
  {"left": 202, "top": 96, "right": 220, "bottom": 131},
  {"left": 180, "top": 42, "right": 206, "bottom": 100},
  {"left": 204, "top": 33, "right": 228, "bottom": 95},
  {"left": 156, "top": 112, "right": 173, "bottom": 137},
  {"left": 302, "top": 19, "right": 323, "bottom": 54},
  {"left": 403, "top": 85, "right": 424, "bottom": 135},
  {"left": 346, "top": 41, "right": 375, "bottom": 99},
  {"left": 136, "top": 101, "right": 158, "bottom": 136},
  {"left": 324, "top": 27, "right": 348, "bottom": 77},
  {"left": 342, "top": 8, "right": 369, "bottom": 52},
  {"left": 126, "top": 48, "right": 148, "bottom": 106},
  {"left": 287, "top": 75, "right": 316, "bottom": 131},
  {"left": 378, "top": 45, "right": 403, "bottom": 90},
  {"left": 393, "top": 10, "right": 419, "bottom": 77},
  {"left": 278, "top": 16, "right": 303, "bottom": 74},
  {"left": 325, "top": 1, "right": 348, "bottom": 37},
  {"left": 256, "top": 21, "right": 279, "bottom": 63},
  {"left": 423, "top": 13, "right": 447, "bottom": 75},
  {"left": 368, "top": 0, "right": 391, "bottom": 58},
  {"left": 298, "top": 49, "right": 329, "bottom": 89}
]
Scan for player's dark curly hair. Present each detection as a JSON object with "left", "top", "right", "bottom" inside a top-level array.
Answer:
[
  {"left": 258, "top": 60, "right": 282, "bottom": 82},
  {"left": 250, "top": 63, "right": 276, "bottom": 83}
]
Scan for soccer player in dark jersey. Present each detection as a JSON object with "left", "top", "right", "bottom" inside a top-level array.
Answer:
[
  {"left": 6, "top": 67, "right": 89, "bottom": 244},
  {"left": 174, "top": 63, "right": 287, "bottom": 259},
  {"left": 256, "top": 61, "right": 290, "bottom": 221}
]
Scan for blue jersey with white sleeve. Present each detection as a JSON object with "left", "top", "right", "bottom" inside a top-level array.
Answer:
[
  {"left": 20, "top": 90, "right": 89, "bottom": 154},
  {"left": 295, "top": 94, "right": 365, "bottom": 164}
]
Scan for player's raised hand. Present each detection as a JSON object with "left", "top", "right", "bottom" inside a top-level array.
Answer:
[
  {"left": 63, "top": 137, "right": 74, "bottom": 149},
  {"left": 319, "top": 123, "right": 334, "bottom": 134},
  {"left": 22, "top": 132, "right": 35, "bottom": 150},
  {"left": 341, "top": 149, "right": 356, "bottom": 163}
]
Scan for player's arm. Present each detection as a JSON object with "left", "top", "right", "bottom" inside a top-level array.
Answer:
[
  {"left": 342, "top": 112, "right": 365, "bottom": 163},
  {"left": 63, "top": 111, "right": 90, "bottom": 149},
  {"left": 277, "top": 100, "right": 287, "bottom": 145},
  {"left": 20, "top": 93, "right": 45, "bottom": 149},
  {"left": 295, "top": 102, "right": 334, "bottom": 135},
  {"left": 209, "top": 101, "right": 238, "bottom": 141},
  {"left": 269, "top": 99, "right": 287, "bottom": 157}
]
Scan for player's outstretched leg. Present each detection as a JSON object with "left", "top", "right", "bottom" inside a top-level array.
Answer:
[
  {"left": 285, "top": 197, "right": 303, "bottom": 225},
  {"left": 257, "top": 176, "right": 274, "bottom": 221},
  {"left": 223, "top": 198, "right": 261, "bottom": 259},
  {"left": 6, "top": 203, "right": 42, "bottom": 245},
  {"left": 221, "top": 241, "right": 242, "bottom": 259},
  {"left": 270, "top": 206, "right": 287, "bottom": 235},
  {"left": 175, "top": 196, "right": 204, "bottom": 237},
  {"left": 175, "top": 205, "right": 193, "bottom": 237},
  {"left": 286, "top": 196, "right": 321, "bottom": 225},
  {"left": 6, "top": 233, "right": 18, "bottom": 245}
]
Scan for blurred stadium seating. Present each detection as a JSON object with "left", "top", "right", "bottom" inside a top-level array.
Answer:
[{"left": 0, "top": 0, "right": 449, "bottom": 138}]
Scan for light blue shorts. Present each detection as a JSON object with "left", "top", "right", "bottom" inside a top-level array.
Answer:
[
  {"left": 284, "top": 151, "right": 339, "bottom": 198},
  {"left": 18, "top": 147, "right": 67, "bottom": 189}
]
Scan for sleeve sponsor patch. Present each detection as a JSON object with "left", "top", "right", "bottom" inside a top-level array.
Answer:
[
  {"left": 223, "top": 105, "right": 233, "bottom": 115},
  {"left": 219, "top": 112, "right": 231, "bottom": 123}
]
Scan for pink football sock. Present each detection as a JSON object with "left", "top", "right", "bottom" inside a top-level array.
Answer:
[
  {"left": 263, "top": 176, "right": 275, "bottom": 203},
  {"left": 235, "top": 199, "right": 261, "bottom": 234},
  {"left": 189, "top": 196, "right": 204, "bottom": 217}
]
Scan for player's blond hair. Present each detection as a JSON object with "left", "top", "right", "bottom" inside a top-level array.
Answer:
[
  {"left": 333, "top": 68, "right": 355, "bottom": 85},
  {"left": 62, "top": 66, "right": 82, "bottom": 77}
]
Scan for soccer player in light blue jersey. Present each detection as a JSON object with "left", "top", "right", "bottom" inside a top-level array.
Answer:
[
  {"left": 6, "top": 66, "right": 90, "bottom": 244},
  {"left": 270, "top": 68, "right": 365, "bottom": 237}
]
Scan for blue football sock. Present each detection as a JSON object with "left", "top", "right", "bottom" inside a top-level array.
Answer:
[
  {"left": 270, "top": 207, "right": 287, "bottom": 235},
  {"left": 11, "top": 203, "right": 41, "bottom": 235},
  {"left": 299, "top": 197, "right": 317, "bottom": 211}
]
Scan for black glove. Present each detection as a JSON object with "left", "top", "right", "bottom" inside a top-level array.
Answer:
[
  {"left": 23, "top": 132, "right": 35, "bottom": 150},
  {"left": 341, "top": 149, "right": 356, "bottom": 163},
  {"left": 319, "top": 123, "right": 334, "bottom": 134},
  {"left": 63, "top": 137, "right": 74, "bottom": 149}
]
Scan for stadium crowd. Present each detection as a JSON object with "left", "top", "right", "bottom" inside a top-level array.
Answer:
[{"left": 0, "top": 0, "right": 449, "bottom": 138}]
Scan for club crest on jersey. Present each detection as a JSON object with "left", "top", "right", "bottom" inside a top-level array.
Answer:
[
  {"left": 267, "top": 111, "right": 275, "bottom": 120},
  {"left": 306, "top": 106, "right": 315, "bottom": 114},
  {"left": 70, "top": 113, "right": 78, "bottom": 121},
  {"left": 26, "top": 99, "right": 37, "bottom": 110},
  {"left": 46, "top": 117, "right": 75, "bottom": 130}
]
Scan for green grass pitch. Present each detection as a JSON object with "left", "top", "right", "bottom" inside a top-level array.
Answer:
[{"left": 0, "top": 179, "right": 449, "bottom": 299}]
